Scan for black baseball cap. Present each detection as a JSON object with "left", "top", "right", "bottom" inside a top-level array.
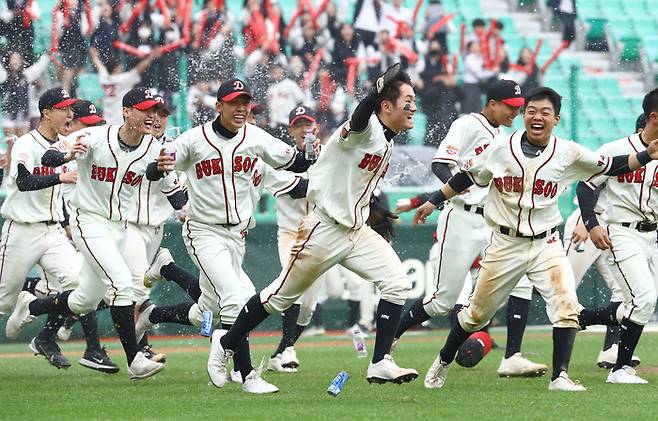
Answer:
[
  {"left": 122, "top": 87, "right": 161, "bottom": 110},
  {"left": 154, "top": 94, "right": 171, "bottom": 116},
  {"left": 636, "top": 113, "right": 646, "bottom": 132},
  {"left": 250, "top": 102, "right": 265, "bottom": 115},
  {"left": 487, "top": 79, "right": 524, "bottom": 107},
  {"left": 72, "top": 100, "right": 105, "bottom": 125},
  {"left": 38, "top": 87, "right": 78, "bottom": 112},
  {"left": 216, "top": 79, "right": 253, "bottom": 102},
  {"left": 288, "top": 105, "right": 316, "bottom": 126}
]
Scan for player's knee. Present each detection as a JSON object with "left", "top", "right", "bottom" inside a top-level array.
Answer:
[
  {"left": 457, "top": 309, "right": 486, "bottom": 332},
  {"left": 630, "top": 290, "right": 657, "bottom": 325},
  {"left": 378, "top": 277, "right": 411, "bottom": 306}
]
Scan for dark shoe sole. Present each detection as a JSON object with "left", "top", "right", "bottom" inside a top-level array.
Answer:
[
  {"left": 367, "top": 373, "right": 418, "bottom": 384},
  {"left": 29, "top": 340, "right": 71, "bottom": 369},
  {"left": 282, "top": 362, "right": 299, "bottom": 369},
  {"left": 598, "top": 360, "right": 640, "bottom": 369},
  {"left": 498, "top": 368, "right": 548, "bottom": 378}
]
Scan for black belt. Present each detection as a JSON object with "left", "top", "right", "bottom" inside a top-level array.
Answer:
[
  {"left": 463, "top": 204, "right": 484, "bottom": 216},
  {"left": 498, "top": 226, "right": 558, "bottom": 239},
  {"left": 621, "top": 221, "right": 658, "bottom": 232},
  {"left": 41, "top": 221, "right": 59, "bottom": 226}
]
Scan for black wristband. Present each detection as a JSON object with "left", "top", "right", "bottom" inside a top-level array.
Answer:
[
  {"left": 637, "top": 149, "right": 651, "bottom": 166},
  {"left": 428, "top": 190, "right": 447, "bottom": 206}
]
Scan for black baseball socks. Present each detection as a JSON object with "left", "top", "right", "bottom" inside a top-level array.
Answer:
[
  {"left": 505, "top": 296, "right": 531, "bottom": 358},
  {"left": 220, "top": 295, "right": 270, "bottom": 351},
  {"left": 272, "top": 304, "right": 300, "bottom": 358},
  {"left": 372, "top": 300, "right": 403, "bottom": 363},
  {"left": 552, "top": 327, "right": 577, "bottom": 380},
  {"left": 160, "top": 263, "right": 202, "bottom": 302},
  {"left": 614, "top": 319, "right": 643, "bottom": 371},
  {"left": 222, "top": 323, "right": 253, "bottom": 381},
  {"left": 394, "top": 298, "right": 430, "bottom": 339}
]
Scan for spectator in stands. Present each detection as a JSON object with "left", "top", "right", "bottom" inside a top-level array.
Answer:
[
  {"left": 423, "top": 0, "right": 450, "bottom": 53},
  {"left": 462, "top": 40, "right": 498, "bottom": 113},
  {"left": 266, "top": 61, "right": 308, "bottom": 139},
  {"left": 366, "top": 29, "right": 401, "bottom": 81},
  {"left": 56, "top": 0, "right": 89, "bottom": 92},
  {"left": 0, "top": 0, "right": 36, "bottom": 66},
  {"left": 186, "top": 77, "right": 217, "bottom": 126},
  {"left": 465, "top": 18, "right": 486, "bottom": 48},
  {"left": 90, "top": 0, "right": 119, "bottom": 67},
  {"left": 416, "top": 41, "right": 457, "bottom": 146},
  {"left": 329, "top": 23, "right": 362, "bottom": 88},
  {"left": 353, "top": 0, "right": 383, "bottom": 48},
  {"left": 512, "top": 46, "right": 540, "bottom": 92},
  {"left": 381, "top": 0, "right": 412, "bottom": 40},
  {"left": 548, "top": 0, "right": 576, "bottom": 45},
  {"left": 0, "top": 51, "right": 50, "bottom": 138},
  {"left": 190, "top": 1, "right": 235, "bottom": 84},
  {"left": 89, "top": 46, "right": 161, "bottom": 125}
]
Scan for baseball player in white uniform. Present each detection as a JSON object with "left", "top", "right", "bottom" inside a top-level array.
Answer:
[
  {"left": 393, "top": 80, "right": 546, "bottom": 377},
  {"left": 415, "top": 87, "right": 658, "bottom": 392},
  {"left": 147, "top": 78, "right": 314, "bottom": 394},
  {"left": 0, "top": 88, "right": 78, "bottom": 370},
  {"left": 6, "top": 87, "right": 175, "bottom": 380},
  {"left": 206, "top": 64, "right": 419, "bottom": 391},
  {"left": 575, "top": 89, "right": 658, "bottom": 384}
]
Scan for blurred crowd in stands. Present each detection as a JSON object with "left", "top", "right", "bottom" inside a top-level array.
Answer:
[{"left": 0, "top": 0, "right": 567, "bottom": 147}]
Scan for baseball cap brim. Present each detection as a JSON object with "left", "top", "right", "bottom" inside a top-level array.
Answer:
[
  {"left": 53, "top": 98, "right": 78, "bottom": 109},
  {"left": 290, "top": 115, "right": 316, "bottom": 126},
  {"left": 78, "top": 114, "right": 106, "bottom": 125},
  {"left": 221, "top": 91, "right": 252, "bottom": 102},
  {"left": 501, "top": 97, "right": 525, "bottom": 107},
  {"left": 132, "top": 100, "right": 161, "bottom": 110}
]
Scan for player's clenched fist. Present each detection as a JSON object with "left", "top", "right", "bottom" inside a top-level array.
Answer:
[
  {"left": 589, "top": 225, "right": 613, "bottom": 250},
  {"left": 413, "top": 202, "right": 436, "bottom": 226},
  {"left": 64, "top": 135, "right": 89, "bottom": 162},
  {"left": 156, "top": 147, "right": 175, "bottom": 173},
  {"left": 59, "top": 170, "right": 77, "bottom": 184}
]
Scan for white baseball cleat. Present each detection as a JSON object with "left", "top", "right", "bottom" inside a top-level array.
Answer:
[
  {"left": 606, "top": 366, "right": 648, "bottom": 384},
  {"left": 367, "top": 354, "right": 418, "bottom": 384},
  {"left": 5, "top": 291, "right": 37, "bottom": 339},
  {"left": 548, "top": 371, "right": 586, "bottom": 391},
  {"left": 424, "top": 354, "right": 451, "bottom": 389},
  {"left": 281, "top": 346, "right": 299, "bottom": 370},
  {"left": 267, "top": 354, "right": 297, "bottom": 373},
  {"left": 597, "top": 344, "right": 641, "bottom": 369},
  {"left": 229, "top": 369, "right": 243, "bottom": 384},
  {"left": 143, "top": 248, "right": 174, "bottom": 288},
  {"left": 242, "top": 363, "right": 279, "bottom": 394},
  {"left": 497, "top": 352, "right": 548, "bottom": 377},
  {"left": 207, "top": 329, "right": 233, "bottom": 388},
  {"left": 135, "top": 303, "right": 155, "bottom": 344},
  {"left": 127, "top": 351, "right": 165, "bottom": 381}
]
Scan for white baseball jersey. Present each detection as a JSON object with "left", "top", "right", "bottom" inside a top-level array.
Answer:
[
  {"left": 307, "top": 115, "right": 392, "bottom": 229},
  {"left": 48, "top": 138, "right": 79, "bottom": 212},
  {"left": 174, "top": 121, "right": 298, "bottom": 226},
  {"left": 587, "top": 133, "right": 658, "bottom": 224},
  {"left": 433, "top": 113, "right": 505, "bottom": 206},
  {"left": 1, "top": 130, "right": 65, "bottom": 223},
  {"left": 464, "top": 130, "right": 612, "bottom": 236},
  {"left": 275, "top": 170, "right": 309, "bottom": 233},
  {"left": 98, "top": 69, "right": 141, "bottom": 125},
  {"left": 66, "top": 125, "right": 161, "bottom": 221},
  {"left": 250, "top": 161, "right": 299, "bottom": 206}
]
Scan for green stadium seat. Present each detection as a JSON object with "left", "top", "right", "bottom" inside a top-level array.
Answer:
[
  {"left": 620, "top": 37, "right": 642, "bottom": 62},
  {"left": 76, "top": 73, "right": 104, "bottom": 109},
  {"left": 586, "top": 18, "right": 607, "bottom": 42}
]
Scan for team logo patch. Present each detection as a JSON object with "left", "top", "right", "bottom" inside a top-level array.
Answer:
[
  {"left": 88, "top": 104, "right": 97, "bottom": 114},
  {"left": 295, "top": 106, "right": 306, "bottom": 116},
  {"left": 446, "top": 145, "right": 459, "bottom": 155},
  {"left": 462, "top": 159, "right": 473, "bottom": 171},
  {"left": 234, "top": 80, "right": 244, "bottom": 90},
  {"left": 514, "top": 84, "right": 521, "bottom": 96}
]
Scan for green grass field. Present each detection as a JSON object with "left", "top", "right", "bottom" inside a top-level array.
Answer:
[{"left": 2, "top": 328, "right": 658, "bottom": 420}]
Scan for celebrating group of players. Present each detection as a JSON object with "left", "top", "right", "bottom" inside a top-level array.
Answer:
[{"left": 1, "top": 62, "right": 658, "bottom": 394}]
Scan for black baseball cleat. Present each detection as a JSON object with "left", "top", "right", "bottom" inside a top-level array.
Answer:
[
  {"left": 79, "top": 347, "right": 120, "bottom": 374},
  {"left": 29, "top": 337, "right": 71, "bottom": 369}
]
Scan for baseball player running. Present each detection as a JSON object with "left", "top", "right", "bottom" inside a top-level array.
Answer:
[
  {"left": 6, "top": 87, "right": 174, "bottom": 380},
  {"left": 147, "top": 78, "right": 313, "bottom": 393},
  {"left": 206, "top": 63, "right": 419, "bottom": 392},
  {"left": 575, "top": 89, "right": 658, "bottom": 384},
  {"left": 393, "top": 80, "right": 547, "bottom": 377},
  {"left": 414, "top": 86, "right": 658, "bottom": 392},
  {"left": 563, "top": 114, "right": 647, "bottom": 369},
  {"left": 0, "top": 87, "right": 79, "bottom": 369}
]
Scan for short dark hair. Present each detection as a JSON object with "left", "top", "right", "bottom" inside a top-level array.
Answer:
[
  {"left": 495, "top": 21, "right": 504, "bottom": 30},
  {"left": 472, "top": 18, "right": 485, "bottom": 27},
  {"left": 636, "top": 113, "right": 646, "bottom": 132},
  {"left": 524, "top": 86, "right": 562, "bottom": 115},
  {"left": 375, "top": 71, "right": 413, "bottom": 113},
  {"left": 642, "top": 88, "right": 658, "bottom": 117}
]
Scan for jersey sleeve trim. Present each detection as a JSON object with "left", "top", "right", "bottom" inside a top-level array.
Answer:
[
  {"left": 585, "top": 156, "right": 611, "bottom": 182},
  {"left": 432, "top": 157, "right": 458, "bottom": 164},
  {"left": 465, "top": 170, "right": 488, "bottom": 187},
  {"left": 275, "top": 151, "right": 297, "bottom": 170},
  {"left": 273, "top": 177, "right": 300, "bottom": 197}
]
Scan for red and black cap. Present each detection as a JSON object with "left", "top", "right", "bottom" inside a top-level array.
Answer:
[
  {"left": 153, "top": 94, "right": 171, "bottom": 116},
  {"left": 487, "top": 79, "right": 525, "bottom": 107},
  {"left": 38, "top": 87, "right": 78, "bottom": 112},
  {"left": 216, "top": 78, "right": 252, "bottom": 102},
  {"left": 288, "top": 105, "right": 316, "bottom": 126},
  {"left": 72, "top": 100, "right": 106, "bottom": 125},
  {"left": 122, "top": 87, "right": 161, "bottom": 110}
]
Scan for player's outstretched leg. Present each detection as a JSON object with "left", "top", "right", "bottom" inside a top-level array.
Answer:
[
  {"left": 144, "top": 249, "right": 202, "bottom": 301},
  {"left": 366, "top": 300, "right": 418, "bottom": 384},
  {"left": 393, "top": 298, "right": 431, "bottom": 349},
  {"left": 548, "top": 327, "right": 587, "bottom": 391},
  {"left": 268, "top": 304, "right": 300, "bottom": 373},
  {"left": 497, "top": 296, "right": 548, "bottom": 377},
  {"left": 135, "top": 301, "right": 193, "bottom": 343},
  {"left": 30, "top": 313, "right": 70, "bottom": 369},
  {"left": 78, "top": 311, "right": 119, "bottom": 373}
]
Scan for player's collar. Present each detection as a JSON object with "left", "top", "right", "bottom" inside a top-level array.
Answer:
[
  {"left": 212, "top": 116, "right": 239, "bottom": 139},
  {"left": 376, "top": 116, "right": 396, "bottom": 142}
]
